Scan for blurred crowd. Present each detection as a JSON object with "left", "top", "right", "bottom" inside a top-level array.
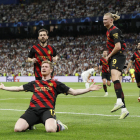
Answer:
[
  {"left": 0, "top": 33, "right": 139, "bottom": 76},
  {"left": 0, "top": 0, "right": 139, "bottom": 23}
]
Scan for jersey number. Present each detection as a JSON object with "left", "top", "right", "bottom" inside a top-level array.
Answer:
[
  {"left": 112, "top": 59, "right": 117, "bottom": 64},
  {"left": 50, "top": 109, "right": 55, "bottom": 117}
]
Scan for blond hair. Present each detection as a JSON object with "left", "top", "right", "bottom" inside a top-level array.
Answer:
[
  {"left": 104, "top": 12, "right": 120, "bottom": 21},
  {"left": 42, "top": 60, "right": 53, "bottom": 69}
]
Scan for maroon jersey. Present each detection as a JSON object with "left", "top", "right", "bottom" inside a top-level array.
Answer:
[
  {"left": 23, "top": 80, "right": 70, "bottom": 110},
  {"left": 106, "top": 25, "right": 126, "bottom": 54},
  {"left": 28, "top": 44, "right": 56, "bottom": 78},
  {"left": 131, "top": 51, "right": 140, "bottom": 73},
  {"left": 100, "top": 57, "right": 110, "bottom": 73}
]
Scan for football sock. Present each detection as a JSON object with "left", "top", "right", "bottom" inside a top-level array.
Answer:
[
  {"left": 121, "top": 108, "right": 127, "bottom": 112},
  {"left": 113, "top": 80, "right": 123, "bottom": 98},
  {"left": 56, "top": 123, "right": 62, "bottom": 132},
  {"left": 85, "top": 82, "right": 89, "bottom": 89},
  {"left": 103, "top": 85, "right": 107, "bottom": 92},
  {"left": 121, "top": 91, "right": 126, "bottom": 108}
]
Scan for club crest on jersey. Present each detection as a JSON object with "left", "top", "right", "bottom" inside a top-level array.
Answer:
[
  {"left": 113, "top": 33, "right": 118, "bottom": 39},
  {"left": 49, "top": 83, "right": 53, "bottom": 86},
  {"left": 48, "top": 50, "right": 51, "bottom": 54}
]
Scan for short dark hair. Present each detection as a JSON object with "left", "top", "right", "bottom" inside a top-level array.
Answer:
[
  {"left": 103, "top": 50, "right": 108, "bottom": 53},
  {"left": 38, "top": 28, "right": 48, "bottom": 35}
]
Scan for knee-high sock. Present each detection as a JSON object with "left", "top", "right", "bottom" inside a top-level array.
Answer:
[
  {"left": 103, "top": 85, "right": 107, "bottom": 92},
  {"left": 56, "top": 123, "right": 62, "bottom": 132}
]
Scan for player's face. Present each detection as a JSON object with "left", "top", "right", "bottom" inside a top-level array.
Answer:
[
  {"left": 137, "top": 43, "right": 140, "bottom": 50},
  {"left": 41, "top": 63, "right": 52, "bottom": 76},
  {"left": 103, "top": 15, "right": 112, "bottom": 27},
  {"left": 103, "top": 51, "right": 107, "bottom": 57},
  {"left": 38, "top": 31, "right": 48, "bottom": 44}
]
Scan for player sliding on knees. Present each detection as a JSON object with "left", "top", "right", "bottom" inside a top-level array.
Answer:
[
  {"left": 99, "top": 50, "right": 111, "bottom": 97},
  {"left": 103, "top": 12, "right": 129, "bottom": 119},
  {"left": 81, "top": 66, "right": 98, "bottom": 89},
  {"left": 0, "top": 60, "right": 102, "bottom": 133}
]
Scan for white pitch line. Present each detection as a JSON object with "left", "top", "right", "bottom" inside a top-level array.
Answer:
[
  {"left": 0, "top": 108, "right": 140, "bottom": 118},
  {"left": 0, "top": 98, "right": 16, "bottom": 100}
]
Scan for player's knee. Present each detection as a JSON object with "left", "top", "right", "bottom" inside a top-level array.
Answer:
[
  {"left": 107, "top": 83, "right": 111, "bottom": 86},
  {"left": 14, "top": 126, "right": 24, "bottom": 132},
  {"left": 45, "top": 127, "right": 56, "bottom": 133}
]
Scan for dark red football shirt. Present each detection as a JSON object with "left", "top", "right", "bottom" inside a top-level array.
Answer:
[
  {"left": 28, "top": 44, "right": 56, "bottom": 78},
  {"left": 23, "top": 79, "right": 70, "bottom": 110},
  {"left": 106, "top": 25, "right": 126, "bottom": 54},
  {"left": 100, "top": 57, "right": 110, "bottom": 73},
  {"left": 131, "top": 51, "right": 140, "bottom": 73}
]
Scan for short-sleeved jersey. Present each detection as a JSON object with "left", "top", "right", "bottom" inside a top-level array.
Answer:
[
  {"left": 82, "top": 68, "right": 94, "bottom": 78},
  {"left": 28, "top": 44, "right": 57, "bottom": 78},
  {"left": 23, "top": 80, "right": 70, "bottom": 110},
  {"left": 106, "top": 25, "right": 126, "bottom": 54},
  {"left": 131, "top": 51, "right": 140, "bottom": 73},
  {"left": 129, "top": 69, "right": 135, "bottom": 74},
  {"left": 100, "top": 57, "right": 110, "bottom": 73}
]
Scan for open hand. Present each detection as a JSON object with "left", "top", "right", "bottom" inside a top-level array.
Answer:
[
  {"left": 32, "top": 58, "right": 38, "bottom": 63},
  {"left": 89, "top": 82, "right": 102, "bottom": 91},
  {"left": 0, "top": 83, "right": 5, "bottom": 89}
]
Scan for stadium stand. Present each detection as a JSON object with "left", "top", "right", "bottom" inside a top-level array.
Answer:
[
  {"left": 0, "top": 33, "right": 139, "bottom": 76},
  {"left": 0, "top": 0, "right": 139, "bottom": 23}
]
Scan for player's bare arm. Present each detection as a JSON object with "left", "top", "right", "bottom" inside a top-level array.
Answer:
[
  {"left": 27, "top": 57, "right": 38, "bottom": 63},
  {"left": 107, "top": 42, "right": 121, "bottom": 61},
  {"left": 52, "top": 55, "right": 58, "bottom": 62},
  {"left": 87, "top": 74, "right": 91, "bottom": 83},
  {"left": 67, "top": 82, "right": 102, "bottom": 96},
  {"left": 125, "top": 60, "right": 133, "bottom": 74},
  {"left": 99, "top": 65, "right": 101, "bottom": 71},
  {"left": 0, "top": 83, "right": 24, "bottom": 91}
]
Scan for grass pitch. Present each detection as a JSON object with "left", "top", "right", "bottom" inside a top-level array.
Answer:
[{"left": 0, "top": 82, "right": 140, "bottom": 140}]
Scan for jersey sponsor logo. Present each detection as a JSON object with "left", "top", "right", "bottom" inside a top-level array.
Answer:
[
  {"left": 102, "top": 62, "right": 108, "bottom": 65},
  {"left": 37, "top": 55, "right": 49, "bottom": 60},
  {"left": 136, "top": 58, "right": 140, "bottom": 61},
  {"left": 35, "top": 86, "right": 52, "bottom": 92},
  {"left": 113, "top": 33, "right": 118, "bottom": 39}
]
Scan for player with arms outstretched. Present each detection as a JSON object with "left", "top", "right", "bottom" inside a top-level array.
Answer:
[
  {"left": 0, "top": 61, "right": 102, "bottom": 132},
  {"left": 103, "top": 12, "right": 129, "bottom": 119}
]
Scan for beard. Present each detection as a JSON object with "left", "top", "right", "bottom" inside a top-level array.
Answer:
[{"left": 40, "top": 38, "right": 47, "bottom": 44}]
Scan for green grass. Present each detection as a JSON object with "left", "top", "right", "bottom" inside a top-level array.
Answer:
[{"left": 0, "top": 82, "right": 140, "bottom": 140}]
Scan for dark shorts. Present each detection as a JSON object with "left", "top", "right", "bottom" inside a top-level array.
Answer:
[
  {"left": 109, "top": 53, "right": 126, "bottom": 72},
  {"left": 135, "top": 72, "right": 140, "bottom": 84},
  {"left": 102, "top": 72, "right": 111, "bottom": 81},
  {"left": 20, "top": 108, "right": 56, "bottom": 127}
]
